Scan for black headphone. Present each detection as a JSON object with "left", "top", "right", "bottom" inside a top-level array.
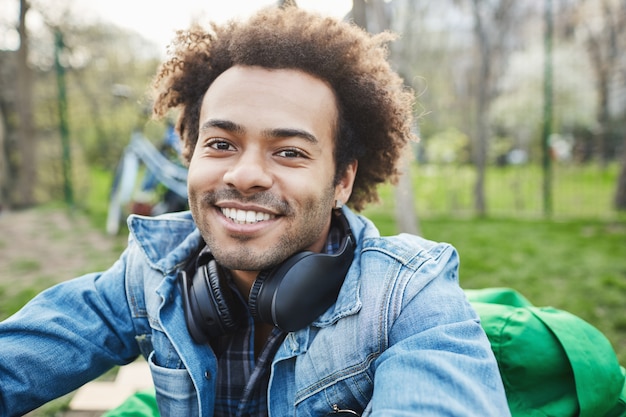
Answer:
[{"left": 180, "top": 210, "right": 355, "bottom": 344}]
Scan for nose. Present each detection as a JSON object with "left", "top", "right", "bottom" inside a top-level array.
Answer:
[{"left": 222, "top": 148, "right": 273, "bottom": 192}]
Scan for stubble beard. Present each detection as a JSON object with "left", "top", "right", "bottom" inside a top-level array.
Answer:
[{"left": 190, "top": 187, "right": 335, "bottom": 272}]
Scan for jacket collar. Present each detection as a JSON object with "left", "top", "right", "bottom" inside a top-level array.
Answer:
[{"left": 127, "top": 211, "right": 202, "bottom": 274}]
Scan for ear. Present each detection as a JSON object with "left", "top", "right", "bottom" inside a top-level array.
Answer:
[{"left": 334, "top": 160, "right": 358, "bottom": 207}]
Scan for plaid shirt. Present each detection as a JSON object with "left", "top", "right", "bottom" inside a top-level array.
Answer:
[
  {"left": 212, "top": 309, "right": 285, "bottom": 417},
  {"left": 209, "top": 222, "right": 342, "bottom": 417}
]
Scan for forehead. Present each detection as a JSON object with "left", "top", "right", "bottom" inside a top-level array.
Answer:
[{"left": 200, "top": 65, "right": 338, "bottom": 137}]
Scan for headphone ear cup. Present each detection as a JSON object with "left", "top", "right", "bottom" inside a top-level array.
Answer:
[
  {"left": 203, "top": 259, "right": 241, "bottom": 336},
  {"left": 247, "top": 270, "right": 269, "bottom": 323},
  {"left": 249, "top": 252, "right": 313, "bottom": 327},
  {"left": 247, "top": 210, "right": 355, "bottom": 331},
  {"left": 182, "top": 257, "right": 243, "bottom": 343},
  {"left": 180, "top": 269, "right": 208, "bottom": 344}
]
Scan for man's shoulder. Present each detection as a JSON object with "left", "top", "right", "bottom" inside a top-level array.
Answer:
[
  {"left": 348, "top": 210, "right": 455, "bottom": 269},
  {"left": 360, "top": 232, "right": 456, "bottom": 269}
]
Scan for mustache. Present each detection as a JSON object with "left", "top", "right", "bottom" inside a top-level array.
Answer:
[{"left": 200, "top": 189, "right": 292, "bottom": 214}]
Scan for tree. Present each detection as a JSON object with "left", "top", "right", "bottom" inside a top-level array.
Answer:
[
  {"left": 46, "top": 22, "right": 161, "bottom": 169},
  {"left": 466, "top": 0, "right": 524, "bottom": 216},
  {"left": 14, "top": 0, "right": 36, "bottom": 207},
  {"left": 351, "top": 0, "right": 421, "bottom": 235},
  {"left": 561, "top": 0, "right": 626, "bottom": 209},
  {"left": 616, "top": 138, "right": 626, "bottom": 210},
  {"left": 0, "top": 105, "right": 7, "bottom": 209},
  {"left": 0, "top": 0, "right": 164, "bottom": 206},
  {"left": 572, "top": 0, "right": 626, "bottom": 167}
]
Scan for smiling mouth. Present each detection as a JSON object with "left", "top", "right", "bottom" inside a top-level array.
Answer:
[{"left": 220, "top": 207, "right": 276, "bottom": 224}]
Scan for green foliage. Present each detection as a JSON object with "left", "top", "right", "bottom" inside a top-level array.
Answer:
[
  {"left": 82, "top": 165, "right": 119, "bottom": 230},
  {"left": 490, "top": 43, "right": 596, "bottom": 136},
  {"left": 422, "top": 127, "right": 470, "bottom": 164},
  {"left": 34, "top": 22, "right": 162, "bottom": 171}
]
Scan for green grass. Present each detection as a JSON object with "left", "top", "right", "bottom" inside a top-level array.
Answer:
[
  {"left": 0, "top": 288, "right": 40, "bottom": 320},
  {"left": 82, "top": 165, "right": 118, "bottom": 230},
  {"left": 9, "top": 258, "right": 42, "bottom": 273}
]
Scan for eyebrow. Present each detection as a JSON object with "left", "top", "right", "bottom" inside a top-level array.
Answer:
[
  {"left": 263, "top": 128, "right": 318, "bottom": 144},
  {"left": 200, "top": 119, "right": 318, "bottom": 144},
  {"left": 199, "top": 119, "right": 245, "bottom": 135}
]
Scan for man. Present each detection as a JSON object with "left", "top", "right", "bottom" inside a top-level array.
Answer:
[{"left": 0, "top": 6, "right": 510, "bottom": 417}]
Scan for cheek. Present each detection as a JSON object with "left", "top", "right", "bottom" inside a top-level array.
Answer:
[
  {"left": 187, "top": 159, "right": 219, "bottom": 191},
  {"left": 287, "top": 173, "right": 336, "bottom": 207}
]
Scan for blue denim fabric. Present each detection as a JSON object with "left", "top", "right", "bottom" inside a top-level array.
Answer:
[{"left": 0, "top": 208, "right": 510, "bottom": 417}]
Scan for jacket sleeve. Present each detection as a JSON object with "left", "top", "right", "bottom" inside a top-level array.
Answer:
[
  {"left": 0, "top": 251, "right": 140, "bottom": 417},
  {"left": 367, "top": 244, "right": 511, "bottom": 417}
]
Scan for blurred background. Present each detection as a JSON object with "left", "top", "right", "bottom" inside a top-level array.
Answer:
[
  {"left": 0, "top": 1, "right": 625, "bottom": 413},
  {"left": 2, "top": 0, "right": 626, "bottom": 219}
]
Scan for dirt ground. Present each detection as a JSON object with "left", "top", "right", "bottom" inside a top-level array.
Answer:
[{"left": 0, "top": 207, "right": 127, "bottom": 307}]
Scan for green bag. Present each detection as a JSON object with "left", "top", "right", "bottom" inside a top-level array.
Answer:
[
  {"left": 466, "top": 288, "right": 626, "bottom": 417},
  {"left": 101, "top": 388, "right": 159, "bottom": 417}
]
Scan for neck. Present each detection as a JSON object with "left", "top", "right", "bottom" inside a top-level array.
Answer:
[{"left": 229, "top": 269, "right": 259, "bottom": 300}]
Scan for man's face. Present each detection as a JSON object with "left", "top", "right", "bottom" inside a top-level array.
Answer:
[{"left": 187, "top": 66, "right": 356, "bottom": 273}]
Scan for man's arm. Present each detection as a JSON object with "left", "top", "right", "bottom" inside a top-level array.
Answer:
[{"left": 0, "top": 255, "right": 140, "bottom": 416}]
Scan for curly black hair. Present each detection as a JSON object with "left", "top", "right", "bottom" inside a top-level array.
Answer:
[{"left": 152, "top": 6, "right": 416, "bottom": 211}]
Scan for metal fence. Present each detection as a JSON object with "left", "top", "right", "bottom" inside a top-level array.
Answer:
[{"left": 407, "top": 162, "right": 621, "bottom": 220}]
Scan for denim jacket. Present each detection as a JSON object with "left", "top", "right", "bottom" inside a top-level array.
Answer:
[{"left": 0, "top": 208, "right": 510, "bottom": 417}]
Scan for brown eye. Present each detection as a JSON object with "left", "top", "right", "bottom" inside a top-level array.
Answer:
[
  {"left": 276, "top": 148, "right": 305, "bottom": 158},
  {"left": 207, "top": 139, "right": 235, "bottom": 151}
]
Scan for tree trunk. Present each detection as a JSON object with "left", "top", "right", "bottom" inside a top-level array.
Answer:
[
  {"left": 596, "top": 75, "right": 609, "bottom": 168},
  {"left": 582, "top": 0, "right": 620, "bottom": 169},
  {"left": 14, "top": 0, "right": 36, "bottom": 207},
  {"left": 0, "top": 107, "right": 7, "bottom": 209},
  {"left": 471, "top": 0, "right": 490, "bottom": 217},
  {"left": 394, "top": 160, "right": 420, "bottom": 235},
  {"left": 351, "top": 0, "right": 420, "bottom": 234},
  {"left": 614, "top": 135, "right": 626, "bottom": 210}
]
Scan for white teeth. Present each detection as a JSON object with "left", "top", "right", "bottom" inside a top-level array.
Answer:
[{"left": 221, "top": 207, "right": 274, "bottom": 224}]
